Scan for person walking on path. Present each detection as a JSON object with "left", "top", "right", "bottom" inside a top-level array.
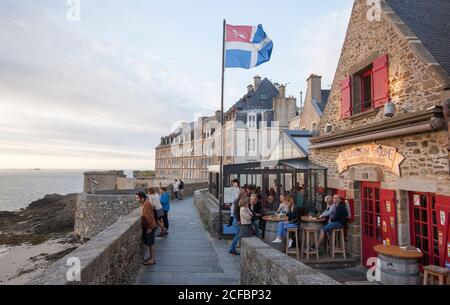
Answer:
[
  {"left": 173, "top": 179, "right": 179, "bottom": 201},
  {"left": 159, "top": 187, "right": 171, "bottom": 233},
  {"left": 137, "top": 191, "right": 157, "bottom": 265},
  {"left": 147, "top": 188, "right": 167, "bottom": 237},
  {"left": 229, "top": 189, "right": 245, "bottom": 255}
]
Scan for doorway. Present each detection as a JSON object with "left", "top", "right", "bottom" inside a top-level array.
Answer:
[{"left": 361, "top": 182, "right": 382, "bottom": 265}]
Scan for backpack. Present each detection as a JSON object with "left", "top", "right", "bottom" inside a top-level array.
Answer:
[{"left": 179, "top": 181, "right": 184, "bottom": 189}]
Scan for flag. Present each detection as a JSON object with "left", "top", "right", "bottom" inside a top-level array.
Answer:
[{"left": 225, "top": 24, "right": 273, "bottom": 69}]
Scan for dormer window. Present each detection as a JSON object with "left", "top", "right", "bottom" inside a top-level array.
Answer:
[
  {"left": 248, "top": 113, "right": 257, "bottom": 129},
  {"left": 260, "top": 94, "right": 268, "bottom": 100}
]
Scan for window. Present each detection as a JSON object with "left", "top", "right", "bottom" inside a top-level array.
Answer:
[
  {"left": 409, "top": 192, "right": 440, "bottom": 266},
  {"left": 361, "top": 69, "right": 373, "bottom": 112},
  {"left": 248, "top": 138, "right": 256, "bottom": 153},
  {"left": 260, "top": 94, "right": 267, "bottom": 100},
  {"left": 247, "top": 114, "right": 257, "bottom": 129},
  {"left": 341, "top": 54, "right": 389, "bottom": 118}
]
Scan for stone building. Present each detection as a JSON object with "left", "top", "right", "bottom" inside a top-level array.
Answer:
[
  {"left": 155, "top": 113, "right": 221, "bottom": 181},
  {"left": 310, "top": 0, "right": 450, "bottom": 267},
  {"left": 298, "top": 74, "right": 330, "bottom": 132},
  {"left": 223, "top": 76, "right": 297, "bottom": 164}
]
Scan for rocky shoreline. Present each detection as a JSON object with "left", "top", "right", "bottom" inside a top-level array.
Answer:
[{"left": 0, "top": 194, "right": 81, "bottom": 284}]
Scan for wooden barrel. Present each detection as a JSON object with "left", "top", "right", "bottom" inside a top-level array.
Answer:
[
  {"left": 378, "top": 254, "right": 421, "bottom": 285},
  {"left": 263, "top": 221, "right": 285, "bottom": 252}
]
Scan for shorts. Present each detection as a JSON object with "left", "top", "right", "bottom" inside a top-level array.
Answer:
[
  {"left": 321, "top": 222, "right": 344, "bottom": 233},
  {"left": 143, "top": 228, "right": 156, "bottom": 246},
  {"left": 154, "top": 208, "right": 164, "bottom": 220}
]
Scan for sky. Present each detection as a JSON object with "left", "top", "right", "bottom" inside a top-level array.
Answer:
[{"left": 0, "top": 0, "right": 354, "bottom": 170}]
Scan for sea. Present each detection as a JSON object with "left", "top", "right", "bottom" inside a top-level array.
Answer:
[{"left": 0, "top": 169, "right": 134, "bottom": 212}]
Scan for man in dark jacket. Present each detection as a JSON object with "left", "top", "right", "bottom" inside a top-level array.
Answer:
[{"left": 317, "top": 195, "right": 348, "bottom": 248}]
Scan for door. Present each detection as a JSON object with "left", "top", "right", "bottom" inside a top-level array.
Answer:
[
  {"left": 361, "top": 182, "right": 382, "bottom": 265},
  {"left": 380, "top": 189, "right": 398, "bottom": 246},
  {"left": 409, "top": 192, "right": 440, "bottom": 266}
]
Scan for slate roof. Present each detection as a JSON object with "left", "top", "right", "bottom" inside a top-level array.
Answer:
[
  {"left": 234, "top": 78, "right": 279, "bottom": 111},
  {"left": 385, "top": 0, "right": 450, "bottom": 78}
]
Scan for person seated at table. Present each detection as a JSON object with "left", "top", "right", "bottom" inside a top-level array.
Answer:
[
  {"left": 319, "top": 195, "right": 336, "bottom": 222},
  {"left": 317, "top": 195, "right": 348, "bottom": 249},
  {"left": 263, "top": 195, "right": 275, "bottom": 213},
  {"left": 272, "top": 196, "right": 299, "bottom": 247},
  {"left": 249, "top": 194, "right": 262, "bottom": 237},
  {"left": 277, "top": 193, "right": 293, "bottom": 215}
]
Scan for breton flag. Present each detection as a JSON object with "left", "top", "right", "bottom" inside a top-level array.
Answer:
[{"left": 225, "top": 24, "right": 273, "bottom": 69}]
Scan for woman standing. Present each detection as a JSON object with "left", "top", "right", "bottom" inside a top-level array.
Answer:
[
  {"left": 239, "top": 197, "right": 253, "bottom": 238},
  {"left": 159, "top": 187, "right": 171, "bottom": 233},
  {"left": 148, "top": 188, "right": 167, "bottom": 237}
]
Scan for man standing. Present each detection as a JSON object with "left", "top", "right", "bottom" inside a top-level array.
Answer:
[
  {"left": 173, "top": 179, "right": 179, "bottom": 201},
  {"left": 249, "top": 194, "right": 262, "bottom": 237},
  {"left": 137, "top": 191, "right": 157, "bottom": 265},
  {"left": 179, "top": 179, "right": 184, "bottom": 200}
]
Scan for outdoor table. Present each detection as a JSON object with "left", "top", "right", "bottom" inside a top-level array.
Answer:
[
  {"left": 263, "top": 214, "right": 289, "bottom": 252},
  {"left": 374, "top": 244, "right": 423, "bottom": 285},
  {"left": 300, "top": 216, "right": 326, "bottom": 231}
]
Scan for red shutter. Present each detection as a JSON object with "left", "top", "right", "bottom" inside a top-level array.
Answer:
[
  {"left": 341, "top": 76, "right": 352, "bottom": 118},
  {"left": 372, "top": 54, "right": 389, "bottom": 107},
  {"left": 380, "top": 189, "right": 398, "bottom": 246}
]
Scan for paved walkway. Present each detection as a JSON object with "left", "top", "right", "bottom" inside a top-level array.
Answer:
[{"left": 135, "top": 197, "right": 240, "bottom": 285}]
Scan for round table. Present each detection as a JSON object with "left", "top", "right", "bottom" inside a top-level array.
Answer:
[
  {"left": 374, "top": 245, "right": 423, "bottom": 285},
  {"left": 300, "top": 216, "right": 327, "bottom": 231},
  {"left": 263, "top": 215, "right": 288, "bottom": 252}
]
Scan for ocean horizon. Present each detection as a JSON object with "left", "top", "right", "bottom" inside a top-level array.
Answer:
[{"left": 0, "top": 169, "right": 136, "bottom": 212}]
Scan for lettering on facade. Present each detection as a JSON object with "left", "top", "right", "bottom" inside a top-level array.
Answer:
[{"left": 336, "top": 144, "right": 405, "bottom": 176}]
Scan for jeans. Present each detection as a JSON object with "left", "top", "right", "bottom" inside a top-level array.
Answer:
[
  {"left": 252, "top": 219, "right": 261, "bottom": 237},
  {"left": 163, "top": 211, "right": 169, "bottom": 230},
  {"left": 277, "top": 221, "right": 298, "bottom": 238},
  {"left": 229, "top": 218, "right": 241, "bottom": 252},
  {"left": 321, "top": 222, "right": 343, "bottom": 233}
]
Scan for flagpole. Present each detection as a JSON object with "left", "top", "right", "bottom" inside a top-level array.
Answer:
[{"left": 219, "top": 19, "right": 226, "bottom": 239}]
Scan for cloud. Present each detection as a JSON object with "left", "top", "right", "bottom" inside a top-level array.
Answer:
[
  {"left": 295, "top": 5, "right": 353, "bottom": 89},
  {"left": 0, "top": 1, "right": 215, "bottom": 169}
]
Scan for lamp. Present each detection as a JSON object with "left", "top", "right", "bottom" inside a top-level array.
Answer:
[{"left": 384, "top": 100, "right": 395, "bottom": 117}]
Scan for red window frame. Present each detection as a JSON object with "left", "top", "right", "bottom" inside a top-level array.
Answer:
[
  {"left": 360, "top": 69, "right": 373, "bottom": 112},
  {"left": 409, "top": 192, "right": 440, "bottom": 266}
]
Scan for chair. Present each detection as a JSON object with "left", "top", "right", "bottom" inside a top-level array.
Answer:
[
  {"left": 423, "top": 265, "right": 449, "bottom": 285},
  {"left": 330, "top": 228, "right": 346, "bottom": 259},
  {"left": 285, "top": 227, "right": 300, "bottom": 259},
  {"left": 301, "top": 227, "right": 319, "bottom": 261}
]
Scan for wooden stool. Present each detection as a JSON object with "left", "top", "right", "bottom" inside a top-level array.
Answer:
[
  {"left": 285, "top": 227, "right": 300, "bottom": 259},
  {"left": 330, "top": 228, "right": 346, "bottom": 259},
  {"left": 301, "top": 228, "right": 319, "bottom": 261},
  {"left": 423, "top": 265, "right": 449, "bottom": 285}
]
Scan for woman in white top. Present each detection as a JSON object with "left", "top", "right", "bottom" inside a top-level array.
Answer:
[
  {"left": 277, "top": 193, "right": 292, "bottom": 215},
  {"left": 239, "top": 197, "right": 253, "bottom": 238},
  {"left": 148, "top": 188, "right": 167, "bottom": 236}
]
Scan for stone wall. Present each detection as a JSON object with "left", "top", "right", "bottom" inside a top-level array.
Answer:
[
  {"left": 83, "top": 171, "right": 125, "bottom": 193},
  {"left": 30, "top": 209, "right": 142, "bottom": 285},
  {"left": 74, "top": 194, "right": 139, "bottom": 241},
  {"left": 316, "top": 0, "right": 449, "bottom": 137},
  {"left": 240, "top": 238, "right": 341, "bottom": 285},
  {"left": 194, "top": 189, "right": 230, "bottom": 238}
]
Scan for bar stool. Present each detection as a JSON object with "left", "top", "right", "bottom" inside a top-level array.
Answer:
[
  {"left": 285, "top": 227, "right": 300, "bottom": 259},
  {"left": 423, "top": 265, "right": 449, "bottom": 285},
  {"left": 330, "top": 228, "right": 346, "bottom": 259},
  {"left": 301, "top": 227, "right": 319, "bottom": 261}
]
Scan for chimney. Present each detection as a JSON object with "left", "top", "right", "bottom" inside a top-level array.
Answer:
[
  {"left": 254, "top": 75, "right": 262, "bottom": 89},
  {"left": 247, "top": 84, "right": 254, "bottom": 93},
  {"left": 279, "top": 84, "right": 286, "bottom": 98},
  {"left": 306, "top": 74, "right": 322, "bottom": 103}
]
